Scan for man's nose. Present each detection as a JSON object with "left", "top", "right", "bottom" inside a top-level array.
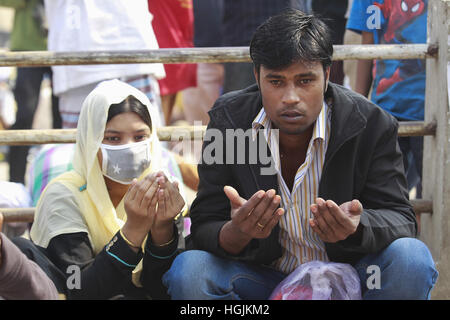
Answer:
[{"left": 281, "top": 84, "right": 300, "bottom": 105}]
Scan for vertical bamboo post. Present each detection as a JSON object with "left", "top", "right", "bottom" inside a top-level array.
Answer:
[{"left": 420, "top": 0, "right": 450, "bottom": 299}]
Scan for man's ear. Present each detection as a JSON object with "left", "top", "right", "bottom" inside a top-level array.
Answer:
[
  {"left": 324, "top": 66, "right": 331, "bottom": 92},
  {"left": 253, "top": 66, "right": 260, "bottom": 90}
]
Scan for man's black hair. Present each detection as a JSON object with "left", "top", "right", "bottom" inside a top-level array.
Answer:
[{"left": 250, "top": 8, "right": 333, "bottom": 74}]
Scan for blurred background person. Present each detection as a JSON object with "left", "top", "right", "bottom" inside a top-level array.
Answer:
[
  {"left": 221, "top": 0, "right": 311, "bottom": 94},
  {"left": 342, "top": 0, "right": 361, "bottom": 91},
  {"left": 44, "top": 0, "right": 165, "bottom": 129},
  {"left": 347, "top": 0, "right": 428, "bottom": 198},
  {"left": 311, "top": 0, "right": 349, "bottom": 85},
  {"left": 148, "top": 0, "right": 197, "bottom": 126},
  {"left": 0, "top": 180, "right": 31, "bottom": 238},
  {"left": 0, "top": 0, "right": 61, "bottom": 184},
  {"left": 182, "top": 0, "right": 224, "bottom": 126},
  {"left": 0, "top": 67, "right": 15, "bottom": 132}
]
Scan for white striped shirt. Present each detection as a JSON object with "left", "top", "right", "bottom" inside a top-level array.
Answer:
[{"left": 252, "top": 101, "right": 331, "bottom": 274}]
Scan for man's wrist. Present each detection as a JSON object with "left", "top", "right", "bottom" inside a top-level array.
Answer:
[
  {"left": 219, "top": 221, "right": 252, "bottom": 255},
  {"left": 346, "top": 223, "right": 364, "bottom": 245}
]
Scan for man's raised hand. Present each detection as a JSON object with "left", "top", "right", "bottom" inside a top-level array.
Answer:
[
  {"left": 309, "top": 198, "right": 362, "bottom": 243},
  {"left": 223, "top": 186, "right": 284, "bottom": 239}
]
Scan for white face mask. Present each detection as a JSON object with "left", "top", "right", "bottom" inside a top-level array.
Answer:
[{"left": 100, "top": 139, "right": 151, "bottom": 184}]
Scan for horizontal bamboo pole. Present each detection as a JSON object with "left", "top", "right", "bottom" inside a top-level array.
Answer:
[
  {"left": 411, "top": 199, "right": 434, "bottom": 215},
  {"left": 1, "top": 208, "right": 35, "bottom": 223},
  {"left": 0, "top": 129, "right": 76, "bottom": 145},
  {"left": 1, "top": 199, "right": 432, "bottom": 223},
  {"left": 0, "top": 44, "right": 439, "bottom": 67},
  {"left": 0, "top": 121, "right": 436, "bottom": 145},
  {"left": 397, "top": 120, "right": 437, "bottom": 137},
  {"left": 333, "top": 44, "right": 436, "bottom": 60},
  {"left": 0, "top": 126, "right": 207, "bottom": 145}
]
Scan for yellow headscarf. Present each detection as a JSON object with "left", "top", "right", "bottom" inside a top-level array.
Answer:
[{"left": 30, "top": 79, "right": 164, "bottom": 255}]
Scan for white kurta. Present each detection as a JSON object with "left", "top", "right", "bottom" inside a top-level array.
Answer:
[{"left": 45, "top": 0, "right": 166, "bottom": 96}]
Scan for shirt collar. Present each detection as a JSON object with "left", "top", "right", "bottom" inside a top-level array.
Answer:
[
  {"left": 251, "top": 101, "right": 329, "bottom": 142},
  {"left": 312, "top": 100, "right": 329, "bottom": 142},
  {"left": 251, "top": 107, "right": 270, "bottom": 141}
]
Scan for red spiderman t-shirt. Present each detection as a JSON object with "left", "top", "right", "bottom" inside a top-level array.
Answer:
[{"left": 347, "top": 0, "right": 427, "bottom": 121}]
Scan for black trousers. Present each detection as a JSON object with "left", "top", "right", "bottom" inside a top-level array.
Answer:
[
  {"left": 11, "top": 237, "right": 68, "bottom": 296},
  {"left": 398, "top": 136, "right": 423, "bottom": 198},
  {"left": 9, "top": 67, "right": 61, "bottom": 183}
]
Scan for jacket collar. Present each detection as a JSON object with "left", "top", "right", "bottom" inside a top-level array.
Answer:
[{"left": 324, "top": 83, "right": 367, "bottom": 161}]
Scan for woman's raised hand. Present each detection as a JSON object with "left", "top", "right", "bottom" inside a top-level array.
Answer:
[
  {"left": 122, "top": 173, "right": 159, "bottom": 249},
  {"left": 122, "top": 171, "right": 185, "bottom": 248},
  {"left": 151, "top": 172, "right": 185, "bottom": 245}
]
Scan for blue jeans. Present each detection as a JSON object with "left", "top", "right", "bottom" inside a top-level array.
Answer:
[
  {"left": 162, "top": 238, "right": 438, "bottom": 300},
  {"left": 9, "top": 67, "right": 60, "bottom": 183}
]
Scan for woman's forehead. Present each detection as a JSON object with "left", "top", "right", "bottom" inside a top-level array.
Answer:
[{"left": 104, "top": 112, "right": 150, "bottom": 131}]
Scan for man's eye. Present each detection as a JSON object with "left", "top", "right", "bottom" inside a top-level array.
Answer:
[
  {"left": 270, "top": 80, "right": 282, "bottom": 86},
  {"left": 299, "top": 79, "right": 313, "bottom": 85}
]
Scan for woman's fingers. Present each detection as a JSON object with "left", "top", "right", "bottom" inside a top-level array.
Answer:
[
  {"left": 141, "top": 177, "right": 159, "bottom": 209},
  {"left": 136, "top": 174, "right": 156, "bottom": 207},
  {"left": 124, "top": 178, "right": 138, "bottom": 203},
  {"left": 156, "top": 188, "right": 166, "bottom": 216}
]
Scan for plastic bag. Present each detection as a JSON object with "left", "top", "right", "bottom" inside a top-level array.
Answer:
[{"left": 270, "top": 261, "right": 362, "bottom": 300}]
